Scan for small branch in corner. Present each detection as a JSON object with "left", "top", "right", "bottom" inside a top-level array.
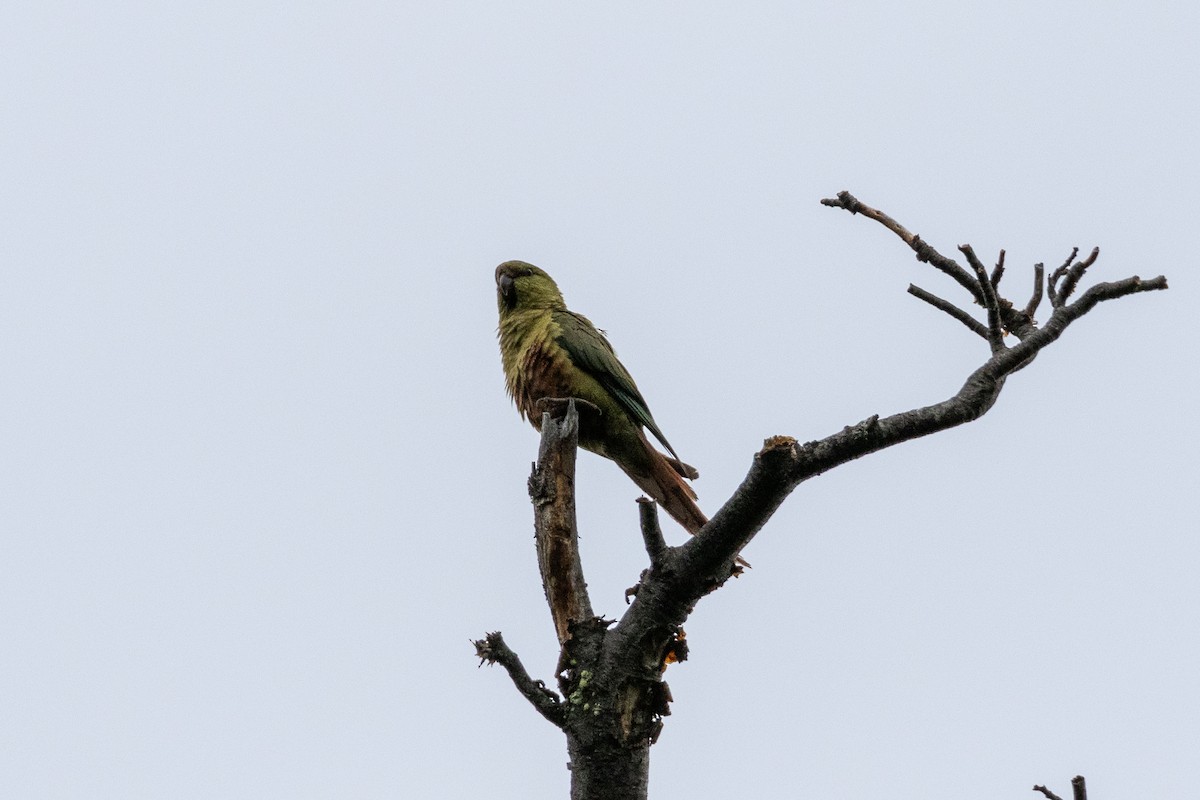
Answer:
[
  {"left": 473, "top": 631, "right": 566, "bottom": 729},
  {"left": 637, "top": 498, "right": 669, "bottom": 568},
  {"left": 1032, "top": 775, "right": 1086, "bottom": 800},
  {"left": 907, "top": 283, "right": 989, "bottom": 339}
]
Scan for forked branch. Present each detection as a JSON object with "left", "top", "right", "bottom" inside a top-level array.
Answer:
[
  {"left": 477, "top": 193, "right": 1166, "bottom": 800},
  {"left": 674, "top": 191, "right": 1168, "bottom": 588}
]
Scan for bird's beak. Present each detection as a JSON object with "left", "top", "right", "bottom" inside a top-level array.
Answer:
[{"left": 498, "top": 272, "right": 515, "bottom": 307}]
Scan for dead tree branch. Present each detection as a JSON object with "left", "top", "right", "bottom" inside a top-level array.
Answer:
[
  {"left": 478, "top": 191, "right": 1167, "bottom": 799},
  {"left": 675, "top": 191, "right": 1166, "bottom": 589},
  {"left": 473, "top": 631, "right": 566, "bottom": 728},
  {"left": 1033, "top": 775, "right": 1087, "bottom": 800},
  {"left": 528, "top": 400, "right": 593, "bottom": 645}
]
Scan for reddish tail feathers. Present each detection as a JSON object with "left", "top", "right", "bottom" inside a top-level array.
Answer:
[{"left": 623, "top": 434, "right": 750, "bottom": 568}]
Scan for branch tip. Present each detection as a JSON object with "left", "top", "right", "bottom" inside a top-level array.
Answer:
[
  {"left": 637, "top": 497, "right": 669, "bottom": 566},
  {"left": 1024, "top": 262, "right": 1045, "bottom": 319},
  {"left": 758, "top": 435, "right": 798, "bottom": 463},
  {"left": 960, "top": 244, "right": 1005, "bottom": 351},
  {"left": 908, "top": 284, "right": 989, "bottom": 339},
  {"left": 473, "top": 631, "right": 505, "bottom": 666},
  {"left": 762, "top": 434, "right": 798, "bottom": 450},
  {"left": 820, "top": 190, "right": 860, "bottom": 213},
  {"left": 990, "top": 249, "right": 1006, "bottom": 288},
  {"left": 1059, "top": 246, "right": 1080, "bottom": 271},
  {"left": 473, "top": 631, "right": 566, "bottom": 728}
]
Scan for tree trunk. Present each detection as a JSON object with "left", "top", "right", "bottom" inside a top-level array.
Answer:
[{"left": 567, "top": 733, "right": 649, "bottom": 800}]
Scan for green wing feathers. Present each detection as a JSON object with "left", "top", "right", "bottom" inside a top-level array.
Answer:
[
  {"left": 551, "top": 310, "right": 686, "bottom": 466},
  {"left": 497, "top": 261, "right": 727, "bottom": 549}
]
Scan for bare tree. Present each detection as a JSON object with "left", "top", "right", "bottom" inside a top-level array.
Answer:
[{"left": 475, "top": 193, "right": 1167, "bottom": 800}]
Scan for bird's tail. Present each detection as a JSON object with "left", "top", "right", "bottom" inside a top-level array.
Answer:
[
  {"left": 623, "top": 433, "right": 750, "bottom": 567},
  {"left": 630, "top": 440, "right": 708, "bottom": 535}
]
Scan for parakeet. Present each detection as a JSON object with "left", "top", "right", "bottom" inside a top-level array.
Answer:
[{"left": 495, "top": 260, "right": 709, "bottom": 536}]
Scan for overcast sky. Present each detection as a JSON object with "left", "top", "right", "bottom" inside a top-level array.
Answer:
[{"left": 2, "top": 3, "right": 1196, "bottom": 798}]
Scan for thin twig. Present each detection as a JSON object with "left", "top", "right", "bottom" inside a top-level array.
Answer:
[
  {"left": 823, "top": 191, "right": 984, "bottom": 305},
  {"left": 1024, "top": 262, "right": 1045, "bottom": 319},
  {"left": 1059, "top": 247, "right": 1099, "bottom": 305},
  {"left": 1048, "top": 247, "right": 1079, "bottom": 307},
  {"left": 671, "top": 197, "right": 1169, "bottom": 582},
  {"left": 1062, "top": 273, "right": 1168, "bottom": 317},
  {"left": 637, "top": 498, "right": 669, "bottom": 566},
  {"left": 1033, "top": 785, "right": 1064, "bottom": 800},
  {"left": 991, "top": 249, "right": 1006, "bottom": 288},
  {"left": 960, "top": 244, "right": 1005, "bottom": 353},
  {"left": 474, "top": 632, "right": 566, "bottom": 728},
  {"left": 907, "top": 284, "right": 989, "bottom": 339}
]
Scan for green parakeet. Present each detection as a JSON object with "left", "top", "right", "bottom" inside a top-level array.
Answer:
[{"left": 495, "top": 260, "right": 708, "bottom": 535}]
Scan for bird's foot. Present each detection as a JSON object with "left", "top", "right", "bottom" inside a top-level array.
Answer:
[{"left": 535, "top": 396, "right": 603, "bottom": 418}]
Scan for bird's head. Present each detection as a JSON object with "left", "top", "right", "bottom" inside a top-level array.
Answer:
[{"left": 495, "top": 261, "right": 566, "bottom": 315}]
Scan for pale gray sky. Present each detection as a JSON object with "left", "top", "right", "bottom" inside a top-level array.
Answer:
[{"left": 2, "top": 3, "right": 1196, "bottom": 798}]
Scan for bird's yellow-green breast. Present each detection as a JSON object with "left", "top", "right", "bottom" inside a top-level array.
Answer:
[
  {"left": 494, "top": 260, "right": 677, "bottom": 462},
  {"left": 494, "top": 260, "right": 712, "bottom": 538}
]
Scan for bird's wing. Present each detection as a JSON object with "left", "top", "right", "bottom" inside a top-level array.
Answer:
[{"left": 552, "top": 309, "right": 682, "bottom": 462}]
